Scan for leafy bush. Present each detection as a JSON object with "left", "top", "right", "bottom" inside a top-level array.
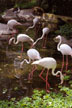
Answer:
[
  {"left": 0, "top": 87, "right": 72, "bottom": 108},
  {"left": 55, "top": 24, "right": 72, "bottom": 38},
  {"left": 14, "top": 0, "right": 37, "bottom": 9}
]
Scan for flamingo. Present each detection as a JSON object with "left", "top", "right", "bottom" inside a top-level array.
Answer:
[
  {"left": 9, "top": 34, "right": 34, "bottom": 57},
  {"left": 33, "top": 27, "right": 50, "bottom": 48},
  {"left": 54, "top": 35, "right": 72, "bottom": 72},
  {"left": 7, "top": 19, "right": 22, "bottom": 30},
  {"left": 20, "top": 48, "right": 41, "bottom": 80},
  {"left": 32, "top": 57, "right": 64, "bottom": 92},
  {"left": 0, "top": 19, "right": 21, "bottom": 37},
  {"left": 26, "top": 17, "right": 40, "bottom": 32},
  {"left": 54, "top": 35, "right": 72, "bottom": 47}
]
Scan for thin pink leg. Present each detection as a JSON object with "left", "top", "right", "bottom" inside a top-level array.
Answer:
[
  {"left": 28, "top": 65, "right": 37, "bottom": 80},
  {"left": 42, "top": 36, "right": 45, "bottom": 48},
  {"left": 31, "top": 65, "right": 37, "bottom": 77},
  {"left": 39, "top": 68, "right": 46, "bottom": 82},
  {"left": 39, "top": 68, "right": 50, "bottom": 88},
  {"left": 66, "top": 55, "right": 68, "bottom": 71},
  {"left": 46, "top": 70, "right": 50, "bottom": 92},
  {"left": 43, "top": 35, "right": 47, "bottom": 48},
  {"left": 21, "top": 42, "right": 23, "bottom": 57},
  {"left": 61, "top": 55, "right": 64, "bottom": 72}
]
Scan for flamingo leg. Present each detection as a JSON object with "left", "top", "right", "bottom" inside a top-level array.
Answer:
[
  {"left": 21, "top": 42, "right": 23, "bottom": 57},
  {"left": 42, "top": 36, "right": 45, "bottom": 48},
  {"left": 28, "top": 65, "right": 37, "bottom": 80},
  {"left": 61, "top": 55, "right": 64, "bottom": 72},
  {"left": 43, "top": 35, "right": 47, "bottom": 48},
  {"left": 39, "top": 68, "right": 46, "bottom": 82},
  {"left": 39, "top": 68, "right": 50, "bottom": 89},
  {"left": 66, "top": 55, "right": 68, "bottom": 71},
  {"left": 46, "top": 70, "right": 50, "bottom": 92}
]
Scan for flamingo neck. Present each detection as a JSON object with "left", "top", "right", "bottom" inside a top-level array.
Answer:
[
  {"left": 57, "top": 37, "right": 62, "bottom": 51},
  {"left": 52, "top": 69, "right": 63, "bottom": 84},
  {"left": 12, "top": 37, "right": 19, "bottom": 44},
  {"left": 20, "top": 58, "right": 31, "bottom": 68},
  {"left": 26, "top": 23, "right": 35, "bottom": 32},
  {"left": 33, "top": 34, "right": 44, "bottom": 46}
]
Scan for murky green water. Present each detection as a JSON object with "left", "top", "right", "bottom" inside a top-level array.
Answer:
[{"left": 0, "top": 26, "right": 72, "bottom": 100}]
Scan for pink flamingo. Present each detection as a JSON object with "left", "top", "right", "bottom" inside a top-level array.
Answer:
[
  {"left": 32, "top": 57, "right": 63, "bottom": 92},
  {"left": 26, "top": 17, "right": 40, "bottom": 32},
  {"left": 20, "top": 48, "right": 41, "bottom": 80},
  {"left": 9, "top": 34, "right": 34, "bottom": 57},
  {"left": 54, "top": 35, "right": 72, "bottom": 72},
  {"left": 33, "top": 27, "right": 50, "bottom": 48},
  {"left": 7, "top": 19, "right": 22, "bottom": 37},
  {"left": 7, "top": 19, "right": 22, "bottom": 30}
]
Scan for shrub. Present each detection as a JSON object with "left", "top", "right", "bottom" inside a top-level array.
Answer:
[
  {"left": 0, "top": 88, "right": 72, "bottom": 108},
  {"left": 55, "top": 24, "right": 72, "bottom": 38}
]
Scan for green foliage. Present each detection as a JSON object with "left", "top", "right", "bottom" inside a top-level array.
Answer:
[
  {"left": 0, "top": 88, "right": 72, "bottom": 108},
  {"left": 64, "top": 75, "right": 70, "bottom": 81},
  {"left": 55, "top": 24, "right": 72, "bottom": 37},
  {"left": 14, "top": 0, "right": 37, "bottom": 9}
]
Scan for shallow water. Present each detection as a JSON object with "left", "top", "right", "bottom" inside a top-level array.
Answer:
[{"left": 0, "top": 26, "right": 72, "bottom": 100}]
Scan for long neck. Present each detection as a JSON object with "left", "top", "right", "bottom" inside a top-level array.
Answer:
[
  {"left": 57, "top": 37, "right": 62, "bottom": 51},
  {"left": 33, "top": 34, "right": 44, "bottom": 46},
  {"left": 26, "top": 23, "right": 35, "bottom": 32},
  {"left": 20, "top": 58, "right": 31, "bottom": 68},
  {"left": 52, "top": 68, "right": 63, "bottom": 84},
  {"left": 10, "top": 37, "right": 18, "bottom": 45},
  {"left": 12, "top": 38, "right": 18, "bottom": 44}
]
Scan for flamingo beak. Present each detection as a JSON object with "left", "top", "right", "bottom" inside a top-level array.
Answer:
[{"left": 53, "top": 37, "right": 59, "bottom": 42}]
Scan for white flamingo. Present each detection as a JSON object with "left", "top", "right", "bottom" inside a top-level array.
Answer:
[
  {"left": 55, "top": 35, "right": 72, "bottom": 72},
  {"left": 32, "top": 57, "right": 64, "bottom": 92},
  {"left": 54, "top": 35, "right": 72, "bottom": 47},
  {"left": 7, "top": 19, "right": 22, "bottom": 30},
  {"left": 0, "top": 19, "right": 21, "bottom": 36},
  {"left": 26, "top": 17, "right": 40, "bottom": 32},
  {"left": 9, "top": 34, "right": 34, "bottom": 56},
  {"left": 20, "top": 48, "right": 41, "bottom": 80},
  {"left": 33, "top": 27, "right": 50, "bottom": 48}
]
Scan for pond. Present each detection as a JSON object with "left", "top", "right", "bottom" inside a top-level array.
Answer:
[{"left": 0, "top": 25, "right": 72, "bottom": 100}]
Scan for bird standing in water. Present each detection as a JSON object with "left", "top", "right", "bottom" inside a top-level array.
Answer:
[
  {"left": 32, "top": 57, "right": 63, "bottom": 92},
  {"left": 54, "top": 35, "right": 72, "bottom": 72},
  {"left": 20, "top": 48, "right": 41, "bottom": 80},
  {"left": 33, "top": 27, "right": 50, "bottom": 48},
  {"left": 9, "top": 34, "right": 34, "bottom": 57}
]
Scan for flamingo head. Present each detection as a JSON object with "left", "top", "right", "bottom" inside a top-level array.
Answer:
[
  {"left": 54, "top": 35, "right": 61, "bottom": 42},
  {"left": 28, "top": 38, "right": 34, "bottom": 47}
]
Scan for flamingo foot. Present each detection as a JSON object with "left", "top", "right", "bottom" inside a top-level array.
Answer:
[
  {"left": 66, "top": 63, "right": 68, "bottom": 71},
  {"left": 46, "top": 89, "right": 50, "bottom": 93}
]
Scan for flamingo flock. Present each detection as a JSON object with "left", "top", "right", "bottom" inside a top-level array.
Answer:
[{"left": 6, "top": 17, "right": 72, "bottom": 92}]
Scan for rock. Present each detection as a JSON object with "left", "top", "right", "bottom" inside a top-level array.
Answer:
[
  {"left": 32, "top": 6, "right": 44, "bottom": 16},
  {"left": 17, "top": 9, "right": 33, "bottom": 22},
  {"left": 2, "top": 8, "right": 34, "bottom": 23}
]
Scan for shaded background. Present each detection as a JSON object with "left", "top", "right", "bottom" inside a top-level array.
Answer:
[{"left": 0, "top": 0, "right": 72, "bottom": 17}]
